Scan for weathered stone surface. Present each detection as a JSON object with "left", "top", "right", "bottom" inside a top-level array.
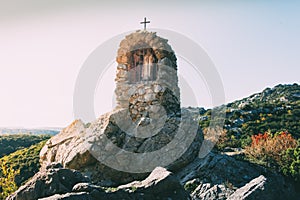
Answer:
[
  {"left": 126, "top": 83, "right": 180, "bottom": 122},
  {"left": 10, "top": 140, "right": 299, "bottom": 200},
  {"left": 228, "top": 175, "right": 298, "bottom": 200},
  {"left": 39, "top": 192, "right": 93, "bottom": 200},
  {"left": 191, "top": 183, "right": 234, "bottom": 200},
  {"left": 40, "top": 108, "right": 203, "bottom": 186},
  {"left": 114, "top": 31, "right": 180, "bottom": 110},
  {"left": 177, "top": 152, "right": 262, "bottom": 187},
  {"left": 177, "top": 152, "right": 298, "bottom": 200},
  {"left": 117, "top": 167, "right": 190, "bottom": 200},
  {"left": 9, "top": 167, "right": 189, "bottom": 200},
  {"left": 7, "top": 163, "right": 88, "bottom": 200},
  {"left": 227, "top": 175, "right": 267, "bottom": 200},
  {"left": 72, "top": 183, "right": 103, "bottom": 193}
]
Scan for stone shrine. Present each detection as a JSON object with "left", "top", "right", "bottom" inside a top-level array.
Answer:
[
  {"left": 8, "top": 24, "right": 297, "bottom": 200},
  {"left": 39, "top": 30, "right": 203, "bottom": 186},
  {"left": 115, "top": 30, "right": 181, "bottom": 123}
]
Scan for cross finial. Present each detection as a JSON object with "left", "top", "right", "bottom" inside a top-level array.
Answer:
[{"left": 140, "top": 17, "right": 150, "bottom": 30}]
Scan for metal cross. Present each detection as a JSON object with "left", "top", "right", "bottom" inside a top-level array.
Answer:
[{"left": 140, "top": 17, "right": 150, "bottom": 30}]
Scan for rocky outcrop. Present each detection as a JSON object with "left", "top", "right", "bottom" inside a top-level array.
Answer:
[
  {"left": 9, "top": 151, "right": 298, "bottom": 200},
  {"left": 40, "top": 108, "right": 203, "bottom": 186},
  {"left": 8, "top": 30, "right": 299, "bottom": 200},
  {"left": 176, "top": 152, "right": 298, "bottom": 200},
  {"left": 37, "top": 115, "right": 297, "bottom": 200},
  {"left": 228, "top": 174, "right": 298, "bottom": 200},
  {"left": 177, "top": 152, "right": 262, "bottom": 188},
  {"left": 7, "top": 163, "right": 89, "bottom": 200},
  {"left": 191, "top": 183, "right": 234, "bottom": 200},
  {"left": 228, "top": 175, "right": 267, "bottom": 200},
  {"left": 37, "top": 30, "right": 202, "bottom": 192},
  {"left": 9, "top": 166, "right": 189, "bottom": 200},
  {"left": 116, "top": 167, "right": 190, "bottom": 199}
]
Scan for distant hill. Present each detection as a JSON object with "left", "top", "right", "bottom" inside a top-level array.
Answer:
[
  {"left": 0, "top": 134, "right": 51, "bottom": 157},
  {"left": 199, "top": 83, "right": 300, "bottom": 147},
  {"left": 0, "top": 128, "right": 60, "bottom": 136},
  {"left": 228, "top": 83, "right": 300, "bottom": 109}
]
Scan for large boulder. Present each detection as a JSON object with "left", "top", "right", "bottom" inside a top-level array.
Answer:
[
  {"left": 176, "top": 152, "right": 298, "bottom": 200},
  {"left": 116, "top": 167, "right": 190, "bottom": 199},
  {"left": 228, "top": 175, "right": 267, "bottom": 200},
  {"left": 8, "top": 149, "right": 298, "bottom": 200},
  {"left": 177, "top": 152, "right": 262, "bottom": 188},
  {"left": 228, "top": 175, "right": 298, "bottom": 200},
  {"left": 191, "top": 183, "right": 234, "bottom": 200},
  {"left": 7, "top": 163, "right": 89, "bottom": 200},
  {"left": 40, "top": 108, "right": 203, "bottom": 186},
  {"left": 11, "top": 167, "right": 190, "bottom": 200}
]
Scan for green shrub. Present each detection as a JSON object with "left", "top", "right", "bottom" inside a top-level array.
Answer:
[
  {"left": 0, "top": 140, "right": 47, "bottom": 199},
  {"left": 0, "top": 134, "right": 50, "bottom": 157},
  {"left": 0, "top": 159, "right": 19, "bottom": 199},
  {"left": 280, "top": 144, "right": 300, "bottom": 181}
]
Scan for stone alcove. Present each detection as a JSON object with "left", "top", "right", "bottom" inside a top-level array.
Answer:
[{"left": 127, "top": 46, "right": 158, "bottom": 83}]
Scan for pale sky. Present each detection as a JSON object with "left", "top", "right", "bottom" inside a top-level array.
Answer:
[{"left": 0, "top": 0, "right": 299, "bottom": 128}]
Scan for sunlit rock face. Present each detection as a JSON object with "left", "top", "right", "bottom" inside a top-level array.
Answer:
[{"left": 39, "top": 30, "right": 203, "bottom": 186}]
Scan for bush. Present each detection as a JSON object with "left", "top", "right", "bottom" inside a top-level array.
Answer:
[
  {"left": 0, "top": 159, "right": 19, "bottom": 199},
  {"left": 245, "top": 131, "right": 299, "bottom": 181},
  {"left": 203, "top": 127, "right": 241, "bottom": 150},
  {"left": 0, "top": 140, "right": 47, "bottom": 199},
  {"left": 203, "top": 127, "right": 228, "bottom": 150},
  {"left": 280, "top": 144, "right": 300, "bottom": 181},
  {"left": 0, "top": 134, "right": 50, "bottom": 157}
]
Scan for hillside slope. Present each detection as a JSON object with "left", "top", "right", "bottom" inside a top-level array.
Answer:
[
  {"left": 1, "top": 83, "right": 299, "bottom": 199},
  {"left": 199, "top": 83, "right": 300, "bottom": 146},
  {"left": 0, "top": 140, "right": 47, "bottom": 199},
  {"left": 0, "top": 134, "right": 51, "bottom": 157}
]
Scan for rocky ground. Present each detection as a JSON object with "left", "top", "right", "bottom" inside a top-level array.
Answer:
[
  {"left": 7, "top": 151, "right": 298, "bottom": 200},
  {"left": 7, "top": 108, "right": 299, "bottom": 200}
]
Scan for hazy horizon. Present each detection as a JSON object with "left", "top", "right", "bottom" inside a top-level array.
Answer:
[
  {"left": 1, "top": 82, "right": 298, "bottom": 129},
  {"left": 0, "top": 1, "right": 299, "bottom": 128}
]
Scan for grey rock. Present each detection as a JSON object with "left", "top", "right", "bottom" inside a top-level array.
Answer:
[
  {"left": 153, "top": 84, "right": 163, "bottom": 93},
  {"left": 177, "top": 152, "right": 298, "bottom": 200},
  {"left": 117, "top": 167, "right": 191, "bottom": 200},
  {"left": 228, "top": 175, "right": 298, "bottom": 200},
  {"left": 176, "top": 152, "right": 262, "bottom": 187},
  {"left": 40, "top": 108, "right": 202, "bottom": 186},
  {"left": 228, "top": 175, "right": 267, "bottom": 200},
  {"left": 191, "top": 183, "right": 234, "bottom": 200},
  {"left": 39, "top": 192, "right": 93, "bottom": 200},
  {"left": 72, "top": 183, "right": 102, "bottom": 193},
  {"left": 137, "top": 87, "right": 145, "bottom": 95},
  {"left": 7, "top": 164, "right": 88, "bottom": 200},
  {"left": 9, "top": 167, "right": 189, "bottom": 200}
]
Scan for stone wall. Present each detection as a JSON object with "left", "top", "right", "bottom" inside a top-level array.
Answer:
[{"left": 115, "top": 31, "right": 180, "bottom": 121}]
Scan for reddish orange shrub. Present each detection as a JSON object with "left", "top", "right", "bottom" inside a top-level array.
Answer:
[{"left": 245, "top": 131, "right": 297, "bottom": 165}]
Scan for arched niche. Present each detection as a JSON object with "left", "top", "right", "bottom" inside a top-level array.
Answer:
[{"left": 127, "top": 45, "right": 158, "bottom": 83}]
